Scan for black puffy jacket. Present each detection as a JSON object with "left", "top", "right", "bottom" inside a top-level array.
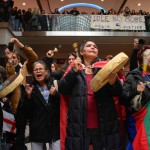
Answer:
[{"left": 59, "top": 65, "right": 123, "bottom": 150}]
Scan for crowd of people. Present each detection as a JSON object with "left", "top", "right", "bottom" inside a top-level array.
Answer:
[
  {"left": 0, "top": 0, "right": 14, "bottom": 22},
  {"left": 0, "top": 37, "right": 150, "bottom": 150},
  {"left": 1, "top": 1, "right": 150, "bottom": 150},
  {"left": 0, "top": 0, "right": 150, "bottom": 31}
]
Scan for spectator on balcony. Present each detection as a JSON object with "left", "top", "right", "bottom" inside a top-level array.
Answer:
[
  {"left": 31, "top": 8, "right": 39, "bottom": 31},
  {"left": 97, "top": 10, "right": 104, "bottom": 15},
  {"left": 142, "top": 11, "right": 147, "bottom": 16},
  {"left": 96, "top": 11, "right": 102, "bottom": 15},
  {"left": 119, "top": 9, "right": 124, "bottom": 16},
  {"left": 24, "top": 8, "right": 32, "bottom": 31},
  {"left": 21, "top": 9, "right": 26, "bottom": 31},
  {"left": 138, "top": 9, "right": 144, "bottom": 15},
  {"left": 9, "top": 6, "right": 18, "bottom": 30},
  {"left": 5, "top": 0, "right": 14, "bottom": 9},
  {"left": 9, "top": 7, "right": 22, "bottom": 31},
  {"left": 131, "top": 9, "right": 136, "bottom": 15},
  {"left": 69, "top": 7, "right": 80, "bottom": 16},
  {"left": 17, "top": 9, "right": 23, "bottom": 31},
  {"left": 6, "top": 0, "right": 14, "bottom": 21},
  {"left": 0, "top": 0, "right": 5, "bottom": 21},
  {"left": 107, "top": 8, "right": 116, "bottom": 15},
  {"left": 124, "top": 6, "right": 131, "bottom": 16},
  {"left": 62, "top": 9, "right": 69, "bottom": 14},
  {"left": 2, "top": 0, "right": 10, "bottom": 21},
  {"left": 52, "top": 8, "right": 60, "bottom": 14},
  {"left": 14, "top": 9, "right": 22, "bottom": 31},
  {"left": 113, "top": 9, "right": 118, "bottom": 15},
  {"left": 107, "top": 8, "right": 113, "bottom": 15},
  {"left": 38, "top": 10, "right": 48, "bottom": 31},
  {"left": 146, "top": 12, "right": 149, "bottom": 16}
]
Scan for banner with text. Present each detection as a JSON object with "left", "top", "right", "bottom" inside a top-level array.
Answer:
[{"left": 91, "top": 15, "right": 146, "bottom": 30}]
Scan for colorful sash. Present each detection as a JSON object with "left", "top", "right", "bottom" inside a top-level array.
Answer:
[{"left": 126, "top": 101, "right": 150, "bottom": 150}]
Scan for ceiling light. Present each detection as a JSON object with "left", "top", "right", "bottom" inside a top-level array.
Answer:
[
  {"left": 137, "top": 3, "right": 141, "bottom": 6},
  {"left": 22, "top": 2, "right": 26, "bottom": 6},
  {"left": 61, "top": 0, "right": 64, "bottom": 1},
  {"left": 101, "top": 0, "right": 104, "bottom": 1},
  {"left": 59, "top": 3, "right": 106, "bottom": 13}
]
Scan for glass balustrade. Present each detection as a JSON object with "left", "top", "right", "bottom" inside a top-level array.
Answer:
[{"left": 6, "top": 14, "right": 150, "bottom": 32}]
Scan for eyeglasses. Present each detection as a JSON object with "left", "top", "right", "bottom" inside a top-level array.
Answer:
[{"left": 33, "top": 68, "right": 45, "bottom": 72}]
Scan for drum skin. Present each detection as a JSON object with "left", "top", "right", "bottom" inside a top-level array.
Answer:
[
  {"left": 90, "top": 52, "right": 129, "bottom": 92},
  {"left": 0, "top": 73, "right": 23, "bottom": 98}
]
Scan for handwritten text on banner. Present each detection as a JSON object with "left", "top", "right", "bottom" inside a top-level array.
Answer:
[{"left": 90, "top": 15, "right": 145, "bottom": 30}]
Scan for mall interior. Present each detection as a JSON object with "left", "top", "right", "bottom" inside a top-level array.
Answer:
[
  {"left": 0, "top": 0, "right": 150, "bottom": 70},
  {"left": 0, "top": 0, "right": 150, "bottom": 149}
]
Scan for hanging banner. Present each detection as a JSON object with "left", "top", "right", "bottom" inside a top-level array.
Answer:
[{"left": 90, "top": 15, "right": 146, "bottom": 30}]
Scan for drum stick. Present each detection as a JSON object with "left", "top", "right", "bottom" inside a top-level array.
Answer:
[
  {"left": 53, "top": 47, "right": 58, "bottom": 53},
  {"left": 46, "top": 47, "right": 58, "bottom": 57},
  {"left": 142, "top": 51, "right": 150, "bottom": 77},
  {"left": 142, "top": 58, "right": 148, "bottom": 77},
  {"left": 72, "top": 43, "right": 79, "bottom": 57}
]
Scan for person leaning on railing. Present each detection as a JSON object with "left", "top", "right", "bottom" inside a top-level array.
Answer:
[{"left": 69, "top": 7, "right": 80, "bottom": 16}]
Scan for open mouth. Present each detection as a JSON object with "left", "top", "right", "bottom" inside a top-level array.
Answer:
[
  {"left": 36, "top": 74, "right": 42, "bottom": 79},
  {"left": 89, "top": 51, "right": 96, "bottom": 54}
]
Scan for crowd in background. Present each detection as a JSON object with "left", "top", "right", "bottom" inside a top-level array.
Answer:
[
  {"left": 0, "top": 0, "right": 150, "bottom": 31},
  {"left": 0, "top": 0, "right": 14, "bottom": 22}
]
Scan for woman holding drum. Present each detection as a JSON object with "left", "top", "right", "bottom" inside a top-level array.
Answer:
[{"left": 58, "top": 40, "right": 124, "bottom": 150}]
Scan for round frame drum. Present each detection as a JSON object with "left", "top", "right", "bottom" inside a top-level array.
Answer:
[
  {"left": 90, "top": 52, "right": 129, "bottom": 92},
  {"left": 0, "top": 73, "right": 23, "bottom": 98}
]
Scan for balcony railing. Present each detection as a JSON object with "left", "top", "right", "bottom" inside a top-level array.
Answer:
[
  {"left": 51, "top": 15, "right": 91, "bottom": 31},
  {"left": 7, "top": 14, "right": 150, "bottom": 32}
]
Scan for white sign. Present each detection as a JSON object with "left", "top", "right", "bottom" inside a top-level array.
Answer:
[{"left": 90, "top": 15, "right": 146, "bottom": 30}]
